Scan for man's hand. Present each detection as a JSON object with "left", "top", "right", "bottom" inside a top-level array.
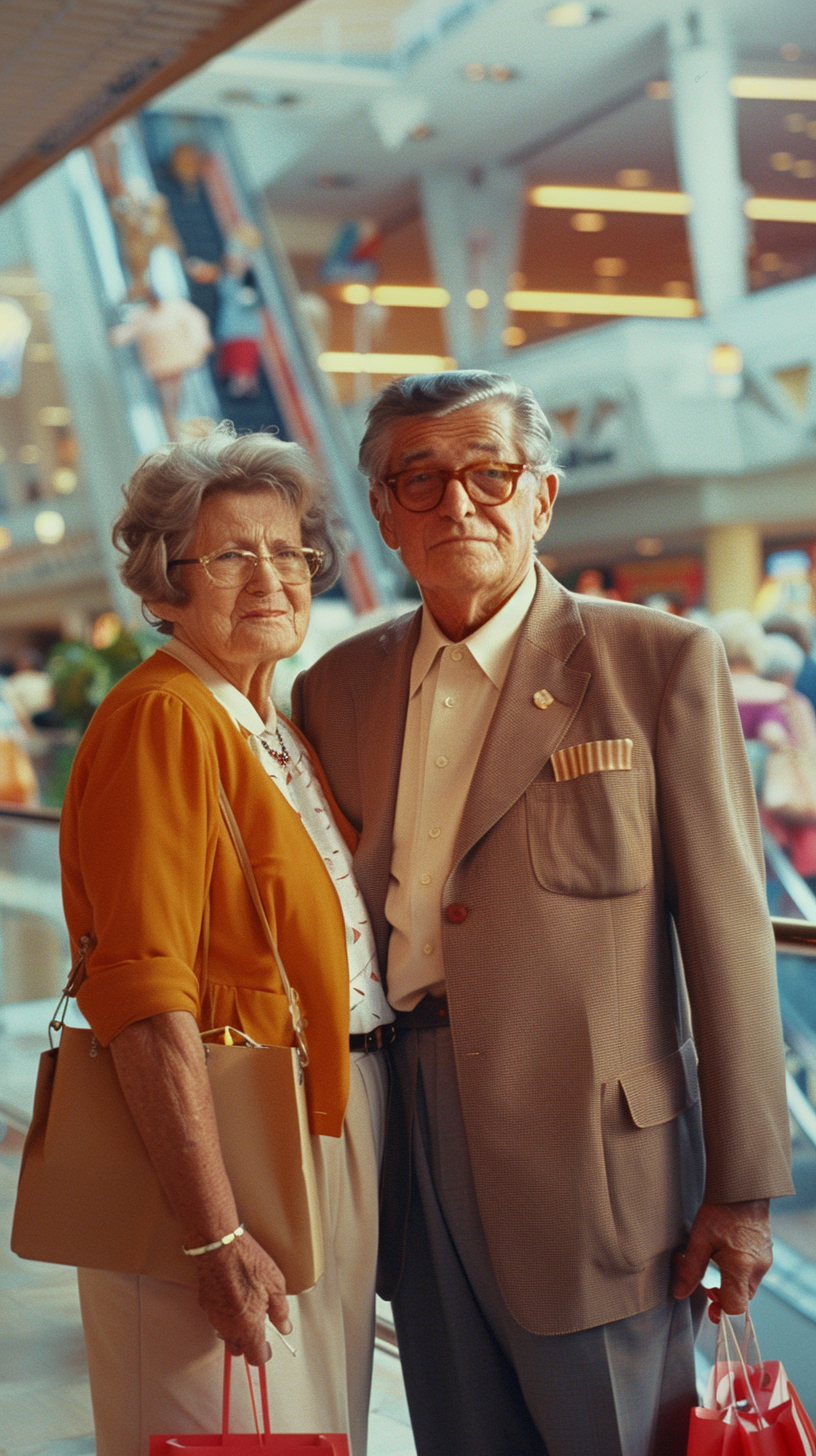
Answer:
[
  {"left": 672, "top": 1199, "right": 772, "bottom": 1322},
  {"left": 196, "top": 1231, "right": 291, "bottom": 1365}
]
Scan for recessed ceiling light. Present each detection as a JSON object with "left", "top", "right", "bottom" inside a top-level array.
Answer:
[
  {"left": 793, "top": 159, "right": 816, "bottom": 178},
  {"left": 593, "top": 256, "right": 627, "bottom": 276},
  {"left": 571, "top": 211, "right": 606, "bottom": 232},
  {"left": 759, "top": 253, "right": 783, "bottom": 271},
  {"left": 341, "top": 284, "right": 372, "bottom": 304},
  {"left": 52, "top": 468, "right": 78, "bottom": 494},
  {"left": 410, "top": 124, "right": 435, "bottom": 140},
  {"left": 785, "top": 113, "right": 808, "bottom": 132},
  {"left": 745, "top": 196, "right": 816, "bottom": 222},
  {"left": 781, "top": 43, "right": 802, "bottom": 61},
  {"left": 616, "top": 168, "right": 652, "bottom": 188},
  {"left": 39, "top": 405, "right": 71, "bottom": 426},
  {"left": 771, "top": 152, "right": 795, "bottom": 170},
  {"left": 490, "top": 64, "right": 518, "bottom": 82},
  {"left": 466, "top": 288, "right": 489, "bottom": 309},
  {"left": 34, "top": 510, "right": 66, "bottom": 545},
  {"left": 464, "top": 62, "right": 487, "bottom": 81},
  {"left": 542, "top": 3, "right": 608, "bottom": 26},
  {"left": 662, "top": 280, "right": 692, "bottom": 297},
  {"left": 502, "top": 325, "right": 527, "bottom": 346},
  {"left": 731, "top": 76, "right": 816, "bottom": 101},
  {"left": 645, "top": 80, "right": 671, "bottom": 99},
  {"left": 708, "top": 343, "right": 743, "bottom": 376}
]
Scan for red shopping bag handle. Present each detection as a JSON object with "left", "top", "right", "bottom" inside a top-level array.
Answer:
[{"left": 222, "top": 1348, "right": 271, "bottom": 1443}]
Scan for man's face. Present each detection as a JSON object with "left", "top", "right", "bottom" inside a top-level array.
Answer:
[{"left": 370, "top": 400, "right": 558, "bottom": 606}]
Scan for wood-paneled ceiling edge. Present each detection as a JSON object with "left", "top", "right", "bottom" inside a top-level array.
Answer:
[{"left": 0, "top": 0, "right": 303, "bottom": 208}]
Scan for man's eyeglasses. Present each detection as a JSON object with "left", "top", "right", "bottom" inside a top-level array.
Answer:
[
  {"left": 381, "top": 461, "right": 533, "bottom": 514},
  {"left": 167, "top": 546, "right": 325, "bottom": 588}
]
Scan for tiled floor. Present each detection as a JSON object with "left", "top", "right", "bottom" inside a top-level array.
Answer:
[{"left": 0, "top": 1000, "right": 415, "bottom": 1456}]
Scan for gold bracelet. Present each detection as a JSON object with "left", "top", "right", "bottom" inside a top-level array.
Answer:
[{"left": 183, "top": 1223, "right": 245, "bottom": 1257}]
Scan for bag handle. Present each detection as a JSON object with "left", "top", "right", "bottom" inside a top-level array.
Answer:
[
  {"left": 217, "top": 782, "right": 310, "bottom": 1069},
  {"left": 713, "top": 1313, "right": 767, "bottom": 1428},
  {"left": 221, "top": 1348, "right": 271, "bottom": 1442}
]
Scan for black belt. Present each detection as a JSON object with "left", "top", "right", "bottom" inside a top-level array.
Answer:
[
  {"left": 394, "top": 992, "right": 450, "bottom": 1030},
  {"left": 349, "top": 1024, "right": 398, "bottom": 1053}
]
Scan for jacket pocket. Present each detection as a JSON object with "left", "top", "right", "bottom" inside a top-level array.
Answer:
[
  {"left": 526, "top": 770, "right": 651, "bottom": 897},
  {"left": 601, "top": 1040, "right": 700, "bottom": 1269}
]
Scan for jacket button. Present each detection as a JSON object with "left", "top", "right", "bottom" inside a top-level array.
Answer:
[{"left": 446, "top": 903, "right": 468, "bottom": 923}]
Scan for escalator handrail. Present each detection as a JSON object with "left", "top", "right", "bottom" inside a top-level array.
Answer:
[
  {"left": 774, "top": 917, "right": 816, "bottom": 954},
  {"left": 0, "top": 805, "right": 61, "bottom": 825}
]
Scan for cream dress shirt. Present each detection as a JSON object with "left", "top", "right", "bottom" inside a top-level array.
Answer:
[
  {"left": 385, "top": 566, "right": 538, "bottom": 1011},
  {"left": 160, "top": 638, "right": 393, "bottom": 1035}
]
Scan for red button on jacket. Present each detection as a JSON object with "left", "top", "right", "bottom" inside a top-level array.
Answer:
[{"left": 445, "top": 903, "right": 468, "bottom": 923}]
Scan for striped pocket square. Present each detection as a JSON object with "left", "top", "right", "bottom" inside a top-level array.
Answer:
[{"left": 551, "top": 738, "right": 634, "bottom": 783}]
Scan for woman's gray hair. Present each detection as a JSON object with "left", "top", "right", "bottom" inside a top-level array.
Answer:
[
  {"left": 763, "top": 632, "right": 806, "bottom": 682},
  {"left": 358, "top": 371, "right": 560, "bottom": 484},
  {"left": 113, "top": 423, "right": 343, "bottom": 633},
  {"left": 712, "top": 609, "right": 768, "bottom": 673}
]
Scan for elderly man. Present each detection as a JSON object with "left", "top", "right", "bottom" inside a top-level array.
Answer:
[{"left": 292, "top": 372, "right": 792, "bottom": 1456}]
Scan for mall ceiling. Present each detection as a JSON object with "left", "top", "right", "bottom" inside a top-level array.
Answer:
[{"left": 0, "top": 0, "right": 302, "bottom": 206}]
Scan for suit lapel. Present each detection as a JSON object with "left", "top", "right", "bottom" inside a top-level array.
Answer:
[
  {"left": 452, "top": 568, "right": 590, "bottom": 869},
  {"left": 352, "top": 609, "right": 420, "bottom": 966}
]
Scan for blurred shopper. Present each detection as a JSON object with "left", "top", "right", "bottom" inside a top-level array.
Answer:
[
  {"left": 762, "top": 632, "right": 816, "bottom": 894},
  {"left": 110, "top": 292, "right": 213, "bottom": 438},
  {"left": 0, "top": 677, "right": 39, "bottom": 806},
  {"left": 60, "top": 426, "right": 392, "bottom": 1456},
  {"left": 2, "top": 646, "right": 54, "bottom": 729},
  {"left": 713, "top": 610, "right": 789, "bottom": 755},
  {"left": 294, "top": 371, "right": 792, "bottom": 1456},
  {"left": 762, "top": 610, "right": 816, "bottom": 718}
]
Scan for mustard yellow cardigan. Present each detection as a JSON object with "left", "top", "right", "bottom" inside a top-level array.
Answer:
[{"left": 60, "top": 650, "right": 354, "bottom": 1137}]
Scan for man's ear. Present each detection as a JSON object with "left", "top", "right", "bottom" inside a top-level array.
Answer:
[
  {"left": 369, "top": 485, "right": 399, "bottom": 551},
  {"left": 532, "top": 472, "right": 559, "bottom": 543}
]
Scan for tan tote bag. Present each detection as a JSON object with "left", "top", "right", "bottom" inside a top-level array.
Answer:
[{"left": 11, "top": 783, "right": 325, "bottom": 1293}]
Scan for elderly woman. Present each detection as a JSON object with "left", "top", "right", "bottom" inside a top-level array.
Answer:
[{"left": 59, "top": 426, "right": 393, "bottom": 1456}]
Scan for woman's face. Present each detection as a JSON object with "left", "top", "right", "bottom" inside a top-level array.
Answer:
[{"left": 154, "top": 491, "right": 313, "bottom": 679}]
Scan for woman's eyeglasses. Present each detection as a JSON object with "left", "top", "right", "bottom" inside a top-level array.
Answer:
[
  {"left": 167, "top": 546, "right": 325, "bottom": 588},
  {"left": 381, "top": 460, "right": 533, "bottom": 514}
]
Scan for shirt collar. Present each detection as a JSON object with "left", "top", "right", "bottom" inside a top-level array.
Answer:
[
  {"left": 411, "top": 564, "right": 537, "bottom": 695},
  {"left": 159, "top": 637, "right": 277, "bottom": 737}
]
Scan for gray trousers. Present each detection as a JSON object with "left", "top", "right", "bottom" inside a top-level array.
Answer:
[{"left": 389, "top": 1027, "right": 700, "bottom": 1456}]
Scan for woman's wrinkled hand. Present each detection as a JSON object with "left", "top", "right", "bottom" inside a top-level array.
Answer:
[{"left": 196, "top": 1230, "right": 291, "bottom": 1364}]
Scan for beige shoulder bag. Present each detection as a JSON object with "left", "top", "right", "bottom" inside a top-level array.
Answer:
[{"left": 11, "top": 783, "right": 325, "bottom": 1293}]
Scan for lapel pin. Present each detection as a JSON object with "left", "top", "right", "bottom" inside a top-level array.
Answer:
[{"left": 533, "top": 688, "right": 554, "bottom": 710}]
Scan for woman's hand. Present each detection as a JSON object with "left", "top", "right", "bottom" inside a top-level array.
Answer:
[
  {"left": 110, "top": 1010, "right": 290, "bottom": 1363},
  {"left": 196, "top": 1231, "right": 291, "bottom": 1364}
]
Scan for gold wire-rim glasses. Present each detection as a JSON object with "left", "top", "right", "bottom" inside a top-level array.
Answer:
[{"left": 167, "top": 545, "right": 325, "bottom": 588}]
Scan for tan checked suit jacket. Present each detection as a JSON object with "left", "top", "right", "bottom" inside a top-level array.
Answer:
[{"left": 292, "top": 564, "right": 793, "bottom": 1336}]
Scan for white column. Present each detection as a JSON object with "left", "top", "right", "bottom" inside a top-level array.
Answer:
[
  {"left": 667, "top": 8, "right": 748, "bottom": 314},
  {"left": 420, "top": 166, "right": 524, "bottom": 368}
]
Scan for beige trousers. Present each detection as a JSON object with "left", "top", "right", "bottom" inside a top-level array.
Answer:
[{"left": 77, "top": 1049, "right": 388, "bottom": 1456}]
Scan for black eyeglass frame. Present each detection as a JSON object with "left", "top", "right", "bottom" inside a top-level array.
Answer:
[
  {"left": 381, "top": 460, "right": 536, "bottom": 513},
  {"left": 167, "top": 545, "right": 325, "bottom": 585}
]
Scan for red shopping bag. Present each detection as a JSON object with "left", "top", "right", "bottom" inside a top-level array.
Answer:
[
  {"left": 149, "top": 1350, "right": 350, "bottom": 1454},
  {"left": 688, "top": 1312, "right": 816, "bottom": 1455}
]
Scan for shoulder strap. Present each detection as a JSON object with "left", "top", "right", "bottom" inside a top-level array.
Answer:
[{"left": 217, "top": 781, "right": 310, "bottom": 1067}]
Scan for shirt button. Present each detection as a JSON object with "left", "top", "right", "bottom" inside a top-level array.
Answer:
[
  {"left": 435, "top": 755, "right": 449, "bottom": 767},
  {"left": 420, "top": 873, "right": 431, "bottom": 885},
  {"left": 451, "top": 649, "right": 463, "bottom": 661},
  {"left": 423, "top": 943, "right": 434, "bottom": 955},
  {"left": 444, "top": 696, "right": 455, "bottom": 707},
  {"left": 446, "top": 903, "right": 468, "bottom": 923},
  {"left": 429, "top": 827, "right": 441, "bottom": 838}
]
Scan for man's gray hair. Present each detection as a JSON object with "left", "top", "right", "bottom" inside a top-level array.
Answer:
[
  {"left": 113, "top": 422, "right": 343, "bottom": 633},
  {"left": 358, "top": 371, "right": 560, "bottom": 484},
  {"left": 763, "top": 632, "right": 806, "bottom": 683}
]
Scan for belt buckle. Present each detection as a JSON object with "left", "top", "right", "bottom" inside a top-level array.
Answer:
[{"left": 366, "top": 1024, "right": 396, "bottom": 1052}]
